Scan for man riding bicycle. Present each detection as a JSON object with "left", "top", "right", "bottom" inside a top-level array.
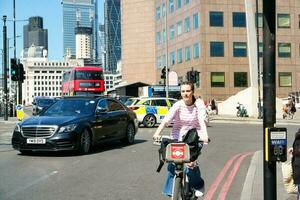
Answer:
[{"left": 153, "top": 81, "right": 209, "bottom": 198}]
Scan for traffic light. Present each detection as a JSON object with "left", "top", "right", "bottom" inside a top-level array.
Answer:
[
  {"left": 161, "top": 67, "right": 166, "bottom": 79},
  {"left": 187, "top": 70, "right": 195, "bottom": 82},
  {"left": 161, "top": 66, "right": 169, "bottom": 80},
  {"left": 187, "top": 70, "right": 199, "bottom": 84},
  {"left": 19, "top": 63, "right": 25, "bottom": 82},
  {"left": 11, "top": 58, "right": 19, "bottom": 81},
  {"left": 195, "top": 71, "right": 200, "bottom": 87}
]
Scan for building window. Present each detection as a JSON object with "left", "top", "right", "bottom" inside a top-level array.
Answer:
[
  {"left": 233, "top": 42, "right": 247, "bottom": 57},
  {"left": 156, "top": 56, "right": 162, "bottom": 67},
  {"left": 279, "top": 72, "right": 292, "bottom": 87},
  {"left": 156, "top": 7, "right": 160, "bottom": 20},
  {"left": 185, "top": 46, "right": 191, "bottom": 61},
  {"left": 177, "top": 0, "right": 182, "bottom": 9},
  {"left": 278, "top": 43, "right": 291, "bottom": 57},
  {"left": 233, "top": 12, "right": 246, "bottom": 27},
  {"left": 211, "top": 72, "right": 225, "bottom": 87},
  {"left": 169, "top": 25, "right": 175, "bottom": 39},
  {"left": 193, "top": 13, "right": 199, "bottom": 29},
  {"left": 234, "top": 72, "right": 248, "bottom": 87},
  {"left": 184, "top": 17, "right": 190, "bottom": 33},
  {"left": 184, "top": 0, "right": 189, "bottom": 5},
  {"left": 256, "top": 13, "right": 263, "bottom": 28},
  {"left": 162, "top": 3, "right": 166, "bottom": 17},
  {"left": 170, "top": 51, "right": 175, "bottom": 65},
  {"left": 169, "top": 0, "right": 174, "bottom": 13},
  {"left": 193, "top": 43, "right": 200, "bottom": 59},
  {"left": 177, "top": 21, "right": 183, "bottom": 36},
  {"left": 210, "top": 41, "right": 224, "bottom": 57},
  {"left": 156, "top": 32, "right": 161, "bottom": 44},
  {"left": 210, "top": 11, "right": 223, "bottom": 27},
  {"left": 177, "top": 48, "right": 183, "bottom": 63},
  {"left": 162, "top": 28, "right": 166, "bottom": 43},
  {"left": 259, "top": 42, "right": 263, "bottom": 57},
  {"left": 277, "top": 14, "right": 290, "bottom": 28}
]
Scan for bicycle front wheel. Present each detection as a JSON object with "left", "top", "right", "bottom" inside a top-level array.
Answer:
[{"left": 172, "top": 176, "right": 182, "bottom": 200}]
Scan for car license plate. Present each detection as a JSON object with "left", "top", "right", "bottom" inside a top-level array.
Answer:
[{"left": 26, "top": 138, "right": 46, "bottom": 144}]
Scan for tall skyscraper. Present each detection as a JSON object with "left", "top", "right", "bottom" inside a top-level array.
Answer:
[
  {"left": 104, "top": 0, "right": 121, "bottom": 72},
  {"left": 62, "top": 0, "right": 99, "bottom": 61},
  {"left": 75, "top": 27, "right": 93, "bottom": 59},
  {"left": 23, "top": 16, "right": 48, "bottom": 50},
  {"left": 99, "top": 24, "right": 105, "bottom": 65}
]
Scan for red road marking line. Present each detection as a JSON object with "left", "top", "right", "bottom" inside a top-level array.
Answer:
[
  {"left": 217, "top": 152, "right": 253, "bottom": 200},
  {"left": 203, "top": 153, "right": 242, "bottom": 200}
]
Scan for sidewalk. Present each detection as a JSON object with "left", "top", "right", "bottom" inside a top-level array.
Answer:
[
  {"left": 211, "top": 111, "right": 300, "bottom": 125},
  {"left": 0, "top": 117, "right": 21, "bottom": 124},
  {"left": 241, "top": 151, "right": 297, "bottom": 200}
]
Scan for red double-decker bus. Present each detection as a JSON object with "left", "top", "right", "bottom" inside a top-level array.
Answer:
[{"left": 62, "top": 66, "right": 105, "bottom": 96}]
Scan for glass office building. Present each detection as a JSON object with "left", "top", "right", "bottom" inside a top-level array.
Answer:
[
  {"left": 62, "top": 0, "right": 99, "bottom": 61},
  {"left": 23, "top": 16, "right": 48, "bottom": 50},
  {"left": 104, "top": 0, "right": 121, "bottom": 72}
]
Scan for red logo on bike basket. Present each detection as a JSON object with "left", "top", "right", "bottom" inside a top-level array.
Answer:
[{"left": 170, "top": 144, "right": 185, "bottom": 159}]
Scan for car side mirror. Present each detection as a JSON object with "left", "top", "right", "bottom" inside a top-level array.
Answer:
[{"left": 96, "top": 106, "right": 107, "bottom": 115}]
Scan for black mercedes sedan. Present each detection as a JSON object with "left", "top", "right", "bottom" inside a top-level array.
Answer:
[{"left": 12, "top": 96, "right": 139, "bottom": 155}]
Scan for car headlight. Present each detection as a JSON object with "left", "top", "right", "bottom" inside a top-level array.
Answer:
[
  {"left": 58, "top": 124, "right": 77, "bottom": 134},
  {"left": 14, "top": 124, "right": 21, "bottom": 132}
]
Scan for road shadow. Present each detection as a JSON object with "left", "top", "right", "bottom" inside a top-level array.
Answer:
[{"left": 16, "top": 139, "right": 147, "bottom": 157}]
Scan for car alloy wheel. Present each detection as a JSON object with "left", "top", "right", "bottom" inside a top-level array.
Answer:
[
  {"left": 121, "top": 123, "right": 135, "bottom": 144},
  {"left": 80, "top": 129, "right": 91, "bottom": 154},
  {"left": 127, "top": 123, "right": 135, "bottom": 144},
  {"left": 143, "top": 115, "right": 156, "bottom": 128}
]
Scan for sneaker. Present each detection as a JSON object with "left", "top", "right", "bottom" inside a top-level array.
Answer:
[
  {"left": 195, "top": 190, "right": 204, "bottom": 197},
  {"left": 195, "top": 187, "right": 205, "bottom": 197}
]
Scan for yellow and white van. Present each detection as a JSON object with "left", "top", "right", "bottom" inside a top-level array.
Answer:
[{"left": 127, "top": 97, "right": 177, "bottom": 128}]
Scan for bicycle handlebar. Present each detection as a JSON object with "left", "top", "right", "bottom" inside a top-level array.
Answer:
[{"left": 153, "top": 136, "right": 211, "bottom": 145}]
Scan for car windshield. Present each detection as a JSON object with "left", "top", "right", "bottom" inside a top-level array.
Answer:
[
  {"left": 37, "top": 99, "right": 55, "bottom": 106},
  {"left": 124, "top": 98, "right": 139, "bottom": 106},
  {"left": 42, "top": 99, "right": 97, "bottom": 116}
]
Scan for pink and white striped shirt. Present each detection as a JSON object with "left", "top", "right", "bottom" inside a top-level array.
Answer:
[{"left": 163, "top": 99, "right": 207, "bottom": 141}]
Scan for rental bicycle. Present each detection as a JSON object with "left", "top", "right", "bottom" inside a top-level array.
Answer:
[{"left": 154, "top": 130, "right": 209, "bottom": 200}]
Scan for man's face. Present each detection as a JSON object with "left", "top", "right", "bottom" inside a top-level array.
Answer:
[{"left": 180, "top": 84, "right": 193, "bottom": 102}]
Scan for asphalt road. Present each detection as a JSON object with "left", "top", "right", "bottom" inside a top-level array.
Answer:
[{"left": 0, "top": 122, "right": 298, "bottom": 200}]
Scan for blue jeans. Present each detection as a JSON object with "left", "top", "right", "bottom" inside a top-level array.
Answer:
[{"left": 162, "top": 163, "right": 204, "bottom": 196}]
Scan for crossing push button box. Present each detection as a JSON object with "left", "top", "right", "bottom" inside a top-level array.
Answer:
[{"left": 265, "top": 127, "right": 287, "bottom": 162}]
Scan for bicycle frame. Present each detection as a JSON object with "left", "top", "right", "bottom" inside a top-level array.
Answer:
[{"left": 165, "top": 142, "right": 198, "bottom": 200}]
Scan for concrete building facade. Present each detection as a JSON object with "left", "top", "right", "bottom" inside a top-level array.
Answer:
[
  {"left": 121, "top": 0, "right": 300, "bottom": 101},
  {"left": 154, "top": 0, "right": 300, "bottom": 101},
  {"left": 20, "top": 57, "right": 83, "bottom": 105},
  {"left": 75, "top": 27, "right": 93, "bottom": 59},
  {"left": 121, "top": 0, "right": 156, "bottom": 85}
]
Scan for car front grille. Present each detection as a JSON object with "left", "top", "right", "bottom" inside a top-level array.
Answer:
[{"left": 21, "top": 125, "right": 58, "bottom": 138}]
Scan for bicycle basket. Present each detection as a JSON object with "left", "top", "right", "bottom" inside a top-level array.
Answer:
[{"left": 165, "top": 143, "right": 190, "bottom": 163}]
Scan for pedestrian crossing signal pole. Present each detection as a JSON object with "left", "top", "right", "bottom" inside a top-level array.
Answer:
[{"left": 263, "top": 0, "right": 277, "bottom": 199}]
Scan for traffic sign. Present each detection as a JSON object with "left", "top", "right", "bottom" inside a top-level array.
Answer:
[{"left": 16, "top": 104, "right": 24, "bottom": 121}]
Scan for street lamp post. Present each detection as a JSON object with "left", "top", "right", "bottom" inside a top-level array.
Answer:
[
  {"left": 2, "top": 16, "right": 8, "bottom": 121},
  {"left": 256, "top": 0, "right": 262, "bottom": 119},
  {"left": 164, "top": 1, "right": 169, "bottom": 98}
]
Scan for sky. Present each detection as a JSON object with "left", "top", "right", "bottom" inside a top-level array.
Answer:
[{"left": 0, "top": 0, "right": 104, "bottom": 61}]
